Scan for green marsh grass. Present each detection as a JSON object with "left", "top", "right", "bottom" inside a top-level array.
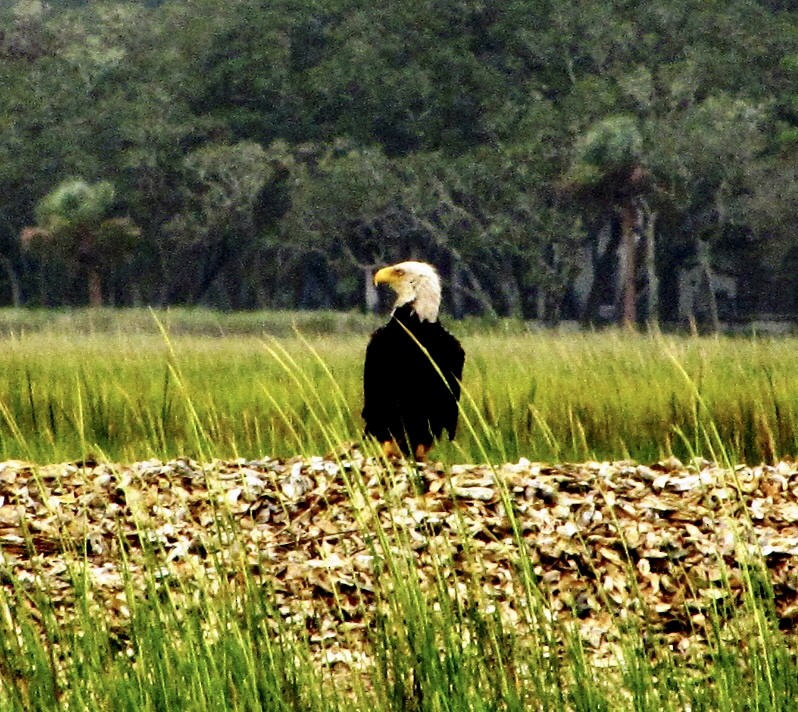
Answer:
[
  {"left": 1, "top": 310, "right": 798, "bottom": 710},
  {"left": 0, "top": 311, "right": 798, "bottom": 464}
]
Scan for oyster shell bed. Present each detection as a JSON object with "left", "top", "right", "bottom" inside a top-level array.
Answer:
[{"left": 1, "top": 452, "right": 797, "bottom": 667}]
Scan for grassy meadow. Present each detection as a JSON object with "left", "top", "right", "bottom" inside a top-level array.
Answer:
[
  {"left": 1, "top": 309, "right": 798, "bottom": 711},
  {"left": 0, "top": 307, "right": 796, "bottom": 465}
]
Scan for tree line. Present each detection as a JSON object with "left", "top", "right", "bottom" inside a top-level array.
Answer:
[{"left": 2, "top": 0, "right": 798, "bottom": 324}]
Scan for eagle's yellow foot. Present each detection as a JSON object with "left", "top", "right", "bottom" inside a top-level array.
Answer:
[
  {"left": 380, "top": 441, "right": 430, "bottom": 463},
  {"left": 381, "top": 441, "right": 404, "bottom": 460}
]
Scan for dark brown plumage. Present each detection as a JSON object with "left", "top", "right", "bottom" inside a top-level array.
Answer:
[{"left": 362, "top": 262, "right": 465, "bottom": 460}]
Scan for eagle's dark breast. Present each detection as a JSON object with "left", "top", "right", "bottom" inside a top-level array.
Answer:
[{"left": 362, "top": 304, "right": 465, "bottom": 455}]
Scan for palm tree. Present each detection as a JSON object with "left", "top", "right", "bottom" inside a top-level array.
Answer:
[
  {"left": 22, "top": 179, "right": 140, "bottom": 307},
  {"left": 566, "top": 116, "right": 648, "bottom": 327}
]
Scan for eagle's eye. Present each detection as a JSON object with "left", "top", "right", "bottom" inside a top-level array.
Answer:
[{"left": 394, "top": 268, "right": 405, "bottom": 277}]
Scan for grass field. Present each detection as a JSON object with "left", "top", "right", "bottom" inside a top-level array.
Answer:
[
  {"left": 1, "top": 308, "right": 798, "bottom": 711},
  {"left": 0, "top": 308, "right": 797, "bottom": 465}
]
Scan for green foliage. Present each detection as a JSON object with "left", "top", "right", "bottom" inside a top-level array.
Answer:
[
  {"left": 169, "top": 141, "right": 274, "bottom": 243},
  {"left": 34, "top": 179, "right": 115, "bottom": 232},
  {"left": 23, "top": 179, "right": 140, "bottom": 307},
  {"left": 281, "top": 141, "right": 404, "bottom": 260},
  {"left": 778, "top": 126, "right": 798, "bottom": 148},
  {"left": 1, "top": 0, "right": 798, "bottom": 315},
  {"left": 575, "top": 115, "right": 643, "bottom": 178},
  {"left": 27, "top": 179, "right": 140, "bottom": 262},
  {"left": 648, "top": 94, "right": 766, "bottom": 252}
]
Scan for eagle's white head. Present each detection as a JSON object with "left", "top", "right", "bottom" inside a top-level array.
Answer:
[{"left": 373, "top": 261, "right": 442, "bottom": 322}]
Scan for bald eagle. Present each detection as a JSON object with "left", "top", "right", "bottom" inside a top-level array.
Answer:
[{"left": 363, "top": 261, "right": 465, "bottom": 461}]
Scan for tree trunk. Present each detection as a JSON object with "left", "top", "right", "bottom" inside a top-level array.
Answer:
[
  {"left": 581, "top": 221, "right": 618, "bottom": 325},
  {"left": 697, "top": 240, "right": 720, "bottom": 334},
  {"left": 0, "top": 257, "right": 21, "bottom": 307},
  {"left": 462, "top": 269, "right": 499, "bottom": 318},
  {"left": 643, "top": 203, "right": 658, "bottom": 326},
  {"left": 130, "top": 282, "right": 142, "bottom": 307},
  {"left": 87, "top": 268, "right": 102, "bottom": 308},
  {"left": 450, "top": 255, "right": 464, "bottom": 318},
  {"left": 408, "top": 213, "right": 497, "bottom": 317},
  {"left": 536, "top": 288, "right": 546, "bottom": 321},
  {"left": 37, "top": 263, "right": 47, "bottom": 306},
  {"left": 193, "top": 236, "right": 230, "bottom": 304},
  {"left": 499, "top": 260, "right": 523, "bottom": 318},
  {"left": 253, "top": 252, "right": 270, "bottom": 308},
  {"left": 620, "top": 204, "right": 636, "bottom": 328},
  {"left": 364, "top": 267, "right": 378, "bottom": 313}
]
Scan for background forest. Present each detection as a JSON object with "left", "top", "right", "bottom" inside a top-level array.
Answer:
[{"left": 2, "top": 0, "right": 798, "bottom": 324}]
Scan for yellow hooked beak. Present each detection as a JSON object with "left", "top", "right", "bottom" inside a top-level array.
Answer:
[{"left": 374, "top": 266, "right": 403, "bottom": 286}]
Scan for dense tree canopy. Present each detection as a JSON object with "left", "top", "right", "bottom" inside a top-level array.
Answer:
[{"left": 1, "top": 0, "right": 797, "bottom": 321}]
